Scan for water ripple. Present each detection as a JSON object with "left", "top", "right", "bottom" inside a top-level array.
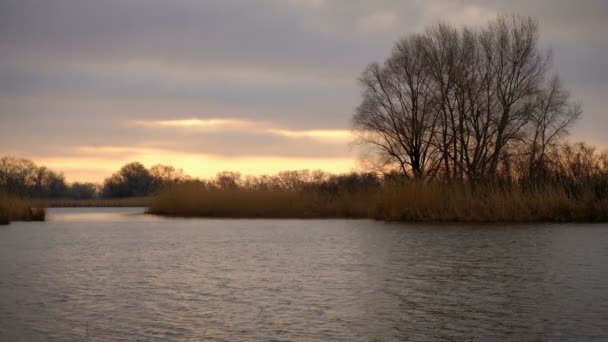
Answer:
[{"left": 0, "top": 208, "right": 607, "bottom": 341}]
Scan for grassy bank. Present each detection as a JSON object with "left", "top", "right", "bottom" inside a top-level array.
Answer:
[
  {"left": 0, "top": 192, "right": 46, "bottom": 225},
  {"left": 148, "top": 182, "right": 608, "bottom": 223}
]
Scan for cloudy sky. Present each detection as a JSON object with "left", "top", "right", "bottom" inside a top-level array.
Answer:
[{"left": 1, "top": 0, "right": 607, "bottom": 182}]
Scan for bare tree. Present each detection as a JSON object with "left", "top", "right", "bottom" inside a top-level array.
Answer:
[
  {"left": 527, "top": 75, "right": 582, "bottom": 177},
  {"left": 354, "top": 35, "right": 441, "bottom": 180},
  {"left": 353, "top": 15, "right": 580, "bottom": 183},
  {"left": 481, "top": 15, "right": 551, "bottom": 176}
]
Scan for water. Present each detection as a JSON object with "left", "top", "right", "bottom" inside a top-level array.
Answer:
[{"left": 1, "top": 208, "right": 607, "bottom": 341}]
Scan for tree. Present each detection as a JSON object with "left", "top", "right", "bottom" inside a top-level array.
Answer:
[
  {"left": 354, "top": 34, "right": 441, "bottom": 180},
  {"left": 69, "top": 182, "right": 99, "bottom": 200},
  {"left": 0, "top": 157, "right": 37, "bottom": 196},
  {"left": 102, "top": 162, "right": 153, "bottom": 198},
  {"left": 354, "top": 15, "right": 580, "bottom": 183},
  {"left": 0, "top": 156, "right": 68, "bottom": 198},
  {"left": 214, "top": 171, "right": 241, "bottom": 190},
  {"left": 527, "top": 75, "right": 582, "bottom": 179},
  {"left": 150, "top": 164, "right": 185, "bottom": 192}
]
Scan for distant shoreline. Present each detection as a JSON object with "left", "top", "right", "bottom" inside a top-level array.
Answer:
[
  {"left": 6, "top": 179, "right": 608, "bottom": 224},
  {"left": 42, "top": 197, "right": 152, "bottom": 208}
]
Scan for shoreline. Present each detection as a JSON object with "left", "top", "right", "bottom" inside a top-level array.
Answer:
[{"left": 145, "top": 210, "right": 608, "bottom": 224}]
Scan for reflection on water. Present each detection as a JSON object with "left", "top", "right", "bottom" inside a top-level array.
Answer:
[
  {"left": 1, "top": 208, "right": 607, "bottom": 341},
  {"left": 47, "top": 207, "right": 149, "bottom": 222}
]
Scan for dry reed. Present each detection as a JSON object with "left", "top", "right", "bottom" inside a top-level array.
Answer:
[
  {"left": 148, "top": 182, "right": 608, "bottom": 222},
  {"left": 0, "top": 192, "right": 46, "bottom": 225}
]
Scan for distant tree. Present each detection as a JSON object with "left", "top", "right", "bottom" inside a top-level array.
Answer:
[
  {"left": 102, "top": 162, "right": 153, "bottom": 198},
  {"left": 149, "top": 164, "right": 185, "bottom": 192},
  {"left": 32, "top": 167, "right": 68, "bottom": 198},
  {"left": 0, "top": 156, "right": 67, "bottom": 198},
  {"left": 68, "top": 182, "right": 99, "bottom": 200},
  {"left": 214, "top": 171, "right": 241, "bottom": 190},
  {"left": 276, "top": 170, "right": 311, "bottom": 190},
  {"left": 0, "top": 157, "right": 36, "bottom": 196}
]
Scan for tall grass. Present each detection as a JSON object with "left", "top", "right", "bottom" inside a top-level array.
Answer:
[
  {"left": 0, "top": 192, "right": 46, "bottom": 225},
  {"left": 148, "top": 182, "right": 608, "bottom": 222},
  {"left": 375, "top": 182, "right": 608, "bottom": 222},
  {"left": 148, "top": 183, "right": 372, "bottom": 218}
]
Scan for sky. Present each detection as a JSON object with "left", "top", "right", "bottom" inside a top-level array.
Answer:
[{"left": 1, "top": 0, "right": 607, "bottom": 182}]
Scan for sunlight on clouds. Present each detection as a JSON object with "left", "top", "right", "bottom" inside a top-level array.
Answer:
[
  {"left": 131, "top": 118, "right": 256, "bottom": 130},
  {"left": 268, "top": 129, "right": 353, "bottom": 142},
  {"left": 36, "top": 146, "right": 356, "bottom": 183},
  {"left": 131, "top": 118, "right": 353, "bottom": 143}
]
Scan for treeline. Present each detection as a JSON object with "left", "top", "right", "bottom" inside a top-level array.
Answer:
[
  {"left": 3, "top": 139, "right": 608, "bottom": 203},
  {"left": 354, "top": 15, "right": 583, "bottom": 184},
  {"left": 2, "top": 140, "right": 607, "bottom": 221},
  {"left": 0, "top": 156, "right": 380, "bottom": 200},
  {"left": 0, "top": 157, "right": 187, "bottom": 199},
  {"left": 154, "top": 141, "right": 608, "bottom": 197},
  {"left": 0, "top": 157, "right": 70, "bottom": 198},
  {"left": 181, "top": 170, "right": 380, "bottom": 195}
]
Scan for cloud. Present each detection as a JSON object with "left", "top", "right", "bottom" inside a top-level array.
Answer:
[
  {"left": 358, "top": 11, "right": 398, "bottom": 32},
  {"left": 267, "top": 129, "right": 352, "bottom": 142},
  {"left": 131, "top": 118, "right": 257, "bottom": 130},
  {"left": 1, "top": 0, "right": 607, "bottom": 181},
  {"left": 421, "top": 1, "right": 496, "bottom": 28},
  {"left": 286, "top": 0, "right": 326, "bottom": 9},
  {"left": 131, "top": 118, "right": 354, "bottom": 143}
]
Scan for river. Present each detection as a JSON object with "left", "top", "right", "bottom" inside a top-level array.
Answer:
[{"left": 1, "top": 208, "right": 607, "bottom": 341}]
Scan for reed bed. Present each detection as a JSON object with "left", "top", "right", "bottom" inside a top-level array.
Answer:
[
  {"left": 148, "top": 184, "right": 372, "bottom": 219},
  {"left": 0, "top": 192, "right": 46, "bottom": 225},
  {"left": 375, "top": 182, "right": 608, "bottom": 222},
  {"left": 148, "top": 182, "right": 608, "bottom": 222}
]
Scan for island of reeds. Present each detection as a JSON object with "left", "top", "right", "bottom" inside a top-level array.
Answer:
[
  {"left": 0, "top": 192, "right": 45, "bottom": 225},
  {"left": 1, "top": 16, "right": 607, "bottom": 223},
  {"left": 147, "top": 16, "right": 608, "bottom": 222},
  {"left": 146, "top": 149, "right": 608, "bottom": 222}
]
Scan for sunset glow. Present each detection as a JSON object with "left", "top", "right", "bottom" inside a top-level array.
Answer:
[{"left": 34, "top": 146, "right": 357, "bottom": 182}]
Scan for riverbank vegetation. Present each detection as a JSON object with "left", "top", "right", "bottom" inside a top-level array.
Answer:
[
  {"left": 149, "top": 183, "right": 608, "bottom": 222},
  {"left": 0, "top": 156, "right": 186, "bottom": 202},
  {"left": 0, "top": 192, "right": 45, "bottom": 225},
  {"left": 2, "top": 16, "right": 608, "bottom": 222},
  {"left": 148, "top": 143, "right": 608, "bottom": 222}
]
